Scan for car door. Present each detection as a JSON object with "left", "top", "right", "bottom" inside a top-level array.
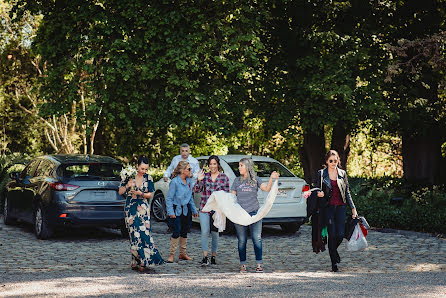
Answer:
[
  {"left": 25, "top": 159, "right": 52, "bottom": 221},
  {"left": 12, "top": 160, "right": 40, "bottom": 221}
]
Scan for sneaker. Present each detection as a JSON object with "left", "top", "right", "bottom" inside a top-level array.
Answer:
[
  {"left": 200, "top": 256, "right": 209, "bottom": 266},
  {"left": 211, "top": 256, "right": 216, "bottom": 265},
  {"left": 239, "top": 264, "right": 247, "bottom": 273},
  {"left": 256, "top": 264, "right": 264, "bottom": 273}
]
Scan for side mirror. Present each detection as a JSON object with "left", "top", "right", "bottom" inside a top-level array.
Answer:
[{"left": 9, "top": 172, "right": 20, "bottom": 180}]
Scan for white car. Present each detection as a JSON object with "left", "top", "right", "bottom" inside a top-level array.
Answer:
[{"left": 151, "top": 155, "right": 309, "bottom": 233}]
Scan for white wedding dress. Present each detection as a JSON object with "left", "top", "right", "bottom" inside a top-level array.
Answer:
[{"left": 202, "top": 180, "right": 279, "bottom": 232}]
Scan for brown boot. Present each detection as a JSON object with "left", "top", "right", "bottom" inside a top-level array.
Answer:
[
  {"left": 167, "top": 237, "right": 179, "bottom": 263},
  {"left": 179, "top": 237, "right": 193, "bottom": 261}
]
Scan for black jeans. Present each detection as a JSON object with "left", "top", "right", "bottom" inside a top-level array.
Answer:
[
  {"left": 327, "top": 204, "right": 346, "bottom": 265},
  {"left": 168, "top": 205, "right": 192, "bottom": 239}
]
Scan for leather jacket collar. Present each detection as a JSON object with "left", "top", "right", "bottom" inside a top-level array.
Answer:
[{"left": 321, "top": 167, "right": 347, "bottom": 201}]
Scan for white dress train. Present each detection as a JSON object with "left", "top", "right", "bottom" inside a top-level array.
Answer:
[{"left": 202, "top": 179, "right": 279, "bottom": 232}]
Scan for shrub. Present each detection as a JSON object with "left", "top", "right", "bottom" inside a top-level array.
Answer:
[{"left": 349, "top": 177, "right": 446, "bottom": 234}]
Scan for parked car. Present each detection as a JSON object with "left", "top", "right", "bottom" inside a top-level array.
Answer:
[
  {"left": 152, "top": 155, "right": 309, "bottom": 233},
  {"left": 3, "top": 154, "right": 126, "bottom": 239}
]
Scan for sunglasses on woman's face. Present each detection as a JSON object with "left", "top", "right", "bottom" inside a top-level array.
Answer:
[
  {"left": 328, "top": 159, "right": 337, "bottom": 163},
  {"left": 186, "top": 168, "right": 191, "bottom": 171}
]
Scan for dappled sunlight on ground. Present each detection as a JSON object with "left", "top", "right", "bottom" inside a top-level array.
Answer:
[{"left": 1, "top": 272, "right": 445, "bottom": 297}]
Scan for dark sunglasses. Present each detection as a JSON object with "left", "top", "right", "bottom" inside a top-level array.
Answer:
[
  {"left": 328, "top": 159, "right": 337, "bottom": 163},
  {"left": 186, "top": 168, "right": 192, "bottom": 171}
]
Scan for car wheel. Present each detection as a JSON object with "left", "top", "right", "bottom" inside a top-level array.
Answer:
[
  {"left": 120, "top": 225, "right": 129, "bottom": 239},
  {"left": 280, "top": 222, "right": 301, "bottom": 234},
  {"left": 3, "top": 195, "right": 15, "bottom": 225},
  {"left": 151, "top": 192, "right": 167, "bottom": 222},
  {"left": 34, "top": 204, "right": 53, "bottom": 239}
]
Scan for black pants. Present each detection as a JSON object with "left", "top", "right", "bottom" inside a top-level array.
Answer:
[
  {"left": 168, "top": 205, "right": 192, "bottom": 239},
  {"left": 327, "top": 205, "right": 346, "bottom": 265}
]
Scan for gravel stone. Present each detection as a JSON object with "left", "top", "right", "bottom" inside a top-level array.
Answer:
[{"left": 0, "top": 216, "right": 445, "bottom": 297}]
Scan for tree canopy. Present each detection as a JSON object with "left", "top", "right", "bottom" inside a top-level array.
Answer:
[{"left": 2, "top": 0, "right": 445, "bottom": 184}]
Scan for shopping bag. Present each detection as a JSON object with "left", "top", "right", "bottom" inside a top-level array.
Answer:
[
  {"left": 360, "top": 223, "right": 368, "bottom": 237},
  {"left": 345, "top": 223, "right": 368, "bottom": 252},
  {"left": 358, "top": 216, "right": 370, "bottom": 230}
]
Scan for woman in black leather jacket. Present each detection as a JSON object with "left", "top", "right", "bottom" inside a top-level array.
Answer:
[{"left": 314, "top": 150, "right": 357, "bottom": 272}]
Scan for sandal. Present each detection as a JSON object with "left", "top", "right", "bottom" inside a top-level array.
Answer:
[
  {"left": 138, "top": 265, "right": 155, "bottom": 274},
  {"left": 240, "top": 264, "right": 247, "bottom": 273},
  {"left": 131, "top": 257, "right": 141, "bottom": 270}
]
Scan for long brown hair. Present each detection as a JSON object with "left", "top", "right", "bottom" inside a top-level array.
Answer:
[
  {"left": 172, "top": 161, "right": 190, "bottom": 178},
  {"left": 208, "top": 155, "right": 223, "bottom": 172}
]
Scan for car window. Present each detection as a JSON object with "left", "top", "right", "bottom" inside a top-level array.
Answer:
[
  {"left": 20, "top": 160, "right": 41, "bottom": 179},
  {"left": 58, "top": 163, "right": 122, "bottom": 181},
  {"left": 35, "top": 160, "right": 54, "bottom": 177},
  {"left": 227, "top": 161, "right": 295, "bottom": 178}
]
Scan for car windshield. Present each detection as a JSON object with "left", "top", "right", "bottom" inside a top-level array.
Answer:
[
  {"left": 227, "top": 161, "right": 295, "bottom": 178},
  {"left": 58, "top": 163, "right": 122, "bottom": 181}
]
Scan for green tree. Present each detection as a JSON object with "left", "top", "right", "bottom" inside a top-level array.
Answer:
[
  {"left": 0, "top": 1, "right": 48, "bottom": 155},
  {"left": 12, "top": 0, "right": 269, "bottom": 158},
  {"left": 251, "top": 0, "right": 389, "bottom": 183},
  {"left": 383, "top": 0, "right": 446, "bottom": 184}
]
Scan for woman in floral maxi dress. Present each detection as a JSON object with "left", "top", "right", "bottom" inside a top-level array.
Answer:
[{"left": 119, "top": 156, "right": 164, "bottom": 273}]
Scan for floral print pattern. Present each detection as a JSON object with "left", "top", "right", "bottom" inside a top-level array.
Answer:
[{"left": 121, "top": 174, "right": 164, "bottom": 267}]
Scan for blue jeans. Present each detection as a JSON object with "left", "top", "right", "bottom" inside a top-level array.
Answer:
[
  {"left": 199, "top": 212, "right": 219, "bottom": 254},
  {"left": 168, "top": 205, "right": 192, "bottom": 239},
  {"left": 327, "top": 204, "right": 346, "bottom": 264},
  {"left": 234, "top": 211, "right": 262, "bottom": 264}
]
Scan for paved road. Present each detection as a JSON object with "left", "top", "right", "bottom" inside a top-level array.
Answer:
[{"left": 0, "top": 216, "right": 445, "bottom": 297}]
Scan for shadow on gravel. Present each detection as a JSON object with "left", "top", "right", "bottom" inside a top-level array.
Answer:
[
  {"left": 0, "top": 270, "right": 445, "bottom": 297},
  {"left": 3, "top": 215, "right": 302, "bottom": 241},
  {"left": 2, "top": 219, "right": 124, "bottom": 240}
]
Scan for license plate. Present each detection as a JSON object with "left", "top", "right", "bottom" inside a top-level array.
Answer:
[
  {"left": 94, "top": 191, "right": 106, "bottom": 198},
  {"left": 277, "top": 189, "right": 287, "bottom": 197}
]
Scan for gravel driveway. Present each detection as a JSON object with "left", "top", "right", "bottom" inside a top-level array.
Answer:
[{"left": 0, "top": 216, "right": 445, "bottom": 297}]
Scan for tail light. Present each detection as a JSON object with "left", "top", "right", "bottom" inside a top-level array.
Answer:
[
  {"left": 50, "top": 182, "right": 79, "bottom": 191},
  {"left": 302, "top": 184, "right": 310, "bottom": 192}
]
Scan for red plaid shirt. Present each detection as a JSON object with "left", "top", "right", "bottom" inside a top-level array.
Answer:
[{"left": 193, "top": 172, "right": 230, "bottom": 212}]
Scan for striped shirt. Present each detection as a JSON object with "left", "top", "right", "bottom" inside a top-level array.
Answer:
[{"left": 193, "top": 172, "right": 230, "bottom": 212}]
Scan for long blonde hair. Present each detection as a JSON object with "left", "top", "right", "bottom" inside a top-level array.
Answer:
[
  {"left": 172, "top": 161, "right": 190, "bottom": 178},
  {"left": 239, "top": 158, "right": 257, "bottom": 186}
]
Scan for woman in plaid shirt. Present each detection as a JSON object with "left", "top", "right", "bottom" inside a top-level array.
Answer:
[{"left": 193, "top": 155, "right": 230, "bottom": 266}]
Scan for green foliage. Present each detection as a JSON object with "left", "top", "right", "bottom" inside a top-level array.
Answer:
[
  {"left": 0, "top": 153, "right": 29, "bottom": 210},
  {"left": 13, "top": 0, "right": 267, "bottom": 141},
  {"left": 350, "top": 177, "right": 446, "bottom": 234},
  {"left": 348, "top": 121, "right": 403, "bottom": 178},
  {"left": 0, "top": 1, "right": 47, "bottom": 155},
  {"left": 3, "top": 0, "right": 445, "bottom": 186}
]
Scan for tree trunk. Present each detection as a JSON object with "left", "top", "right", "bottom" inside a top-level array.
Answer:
[
  {"left": 330, "top": 122, "right": 351, "bottom": 170},
  {"left": 299, "top": 129, "right": 326, "bottom": 184},
  {"left": 402, "top": 130, "right": 444, "bottom": 185}
]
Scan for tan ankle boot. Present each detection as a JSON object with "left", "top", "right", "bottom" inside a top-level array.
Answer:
[
  {"left": 179, "top": 237, "right": 193, "bottom": 261},
  {"left": 167, "top": 237, "right": 179, "bottom": 263}
]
